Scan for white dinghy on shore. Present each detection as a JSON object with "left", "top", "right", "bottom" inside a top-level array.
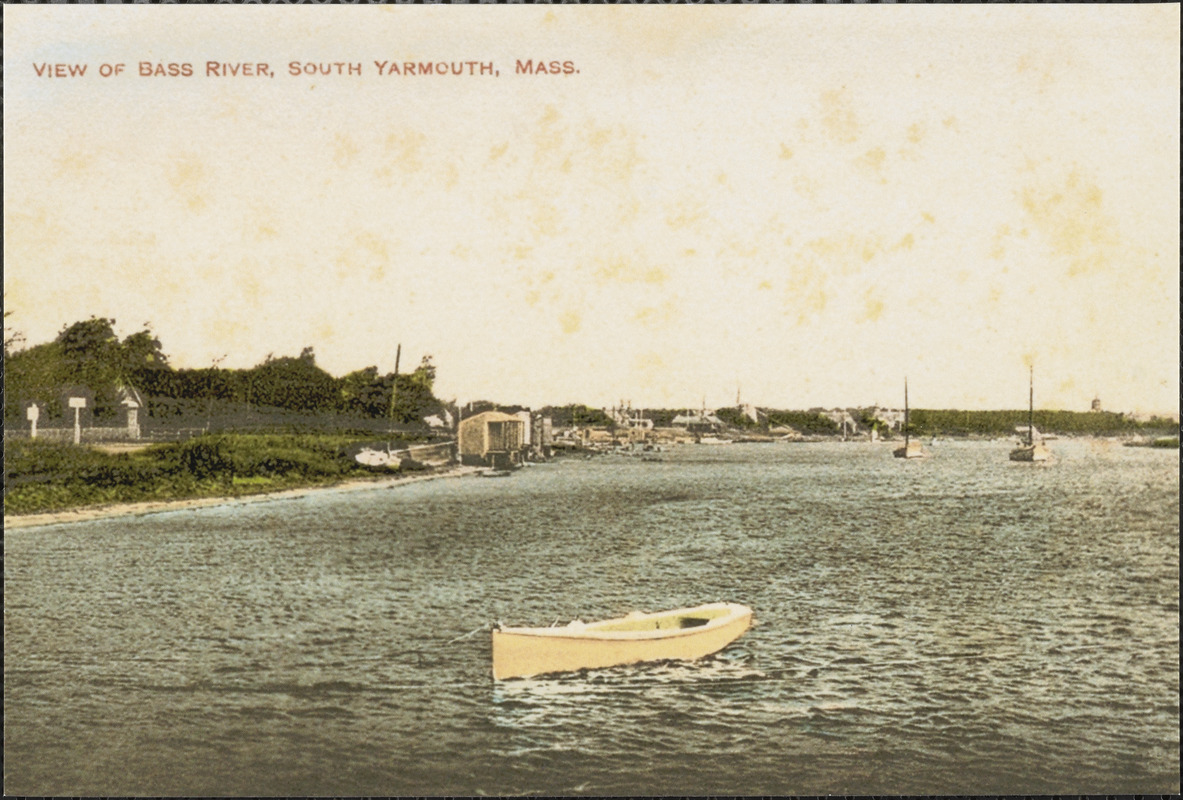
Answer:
[{"left": 492, "top": 602, "right": 753, "bottom": 680}]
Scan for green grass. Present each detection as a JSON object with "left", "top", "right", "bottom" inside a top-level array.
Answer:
[
  {"left": 1128, "top": 436, "right": 1181, "bottom": 449},
  {"left": 3, "top": 433, "right": 420, "bottom": 516}
]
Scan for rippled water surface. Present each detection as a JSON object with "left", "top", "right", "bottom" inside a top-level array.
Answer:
[{"left": 5, "top": 440, "right": 1179, "bottom": 795}]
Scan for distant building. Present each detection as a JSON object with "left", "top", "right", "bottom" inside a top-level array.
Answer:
[
  {"left": 863, "top": 406, "right": 905, "bottom": 431},
  {"left": 1014, "top": 424, "right": 1046, "bottom": 442},
  {"left": 821, "top": 408, "right": 860, "bottom": 435},
  {"left": 671, "top": 411, "right": 724, "bottom": 433},
  {"left": 531, "top": 414, "right": 553, "bottom": 456},
  {"left": 514, "top": 410, "right": 532, "bottom": 450},
  {"left": 650, "top": 426, "right": 695, "bottom": 445},
  {"left": 769, "top": 424, "right": 802, "bottom": 440},
  {"left": 116, "top": 383, "right": 144, "bottom": 439},
  {"left": 581, "top": 427, "right": 616, "bottom": 446},
  {"left": 607, "top": 403, "right": 653, "bottom": 430},
  {"left": 458, "top": 410, "right": 525, "bottom": 468},
  {"left": 424, "top": 409, "right": 455, "bottom": 430},
  {"left": 739, "top": 403, "right": 767, "bottom": 425}
]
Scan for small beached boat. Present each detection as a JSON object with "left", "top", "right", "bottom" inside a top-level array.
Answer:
[
  {"left": 354, "top": 447, "right": 401, "bottom": 470},
  {"left": 492, "top": 602, "right": 753, "bottom": 680}
]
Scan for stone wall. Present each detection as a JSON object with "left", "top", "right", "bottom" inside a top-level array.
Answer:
[{"left": 4, "top": 426, "right": 139, "bottom": 443}]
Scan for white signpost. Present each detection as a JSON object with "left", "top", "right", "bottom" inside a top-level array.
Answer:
[
  {"left": 68, "top": 396, "right": 86, "bottom": 444},
  {"left": 26, "top": 403, "right": 40, "bottom": 438}
]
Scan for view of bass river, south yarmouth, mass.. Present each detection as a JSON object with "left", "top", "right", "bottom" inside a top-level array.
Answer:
[{"left": 5, "top": 440, "right": 1178, "bottom": 796}]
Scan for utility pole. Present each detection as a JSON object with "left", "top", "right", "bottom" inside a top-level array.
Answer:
[
  {"left": 388, "top": 343, "right": 401, "bottom": 430},
  {"left": 205, "top": 355, "right": 225, "bottom": 433}
]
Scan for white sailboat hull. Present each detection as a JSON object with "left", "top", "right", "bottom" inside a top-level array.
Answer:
[
  {"left": 1010, "top": 443, "right": 1052, "bottom": 462},
  {"left": 893, "top": 440, "right": 929, "bottom": 459}
]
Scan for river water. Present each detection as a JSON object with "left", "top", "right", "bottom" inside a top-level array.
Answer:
[{"left": 4, "top": 440, "right": 1179, "bottom": 795}]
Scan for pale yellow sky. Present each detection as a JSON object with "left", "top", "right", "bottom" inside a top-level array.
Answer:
[{"left": 4, "top": 5, "right": 1178, "bottom": 413}]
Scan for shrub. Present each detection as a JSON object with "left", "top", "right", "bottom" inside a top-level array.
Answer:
[{"left": 177, "top": 437, "right": 234, "bottom": 480}]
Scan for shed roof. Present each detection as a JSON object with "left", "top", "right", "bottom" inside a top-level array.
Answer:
[
  {"left": 461, "top": 410, "right": 522, "bottom": 425},
  {"left": 116, "top": 383, "right": 145, "bottom": 407}
]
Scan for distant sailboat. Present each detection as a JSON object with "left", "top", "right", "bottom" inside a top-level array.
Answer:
[
  {"left": 1010, "top": 366, "right": 1052, "bottom": 462},
  {"left": 893, "top": 378, "right": 929, "bottom": 459}
]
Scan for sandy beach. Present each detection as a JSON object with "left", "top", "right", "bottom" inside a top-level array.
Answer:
[{"left": 4, "top": 465, "right": 482, "bottom": 530}]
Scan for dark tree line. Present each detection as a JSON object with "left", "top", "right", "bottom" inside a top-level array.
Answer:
[
  {"left": 539, "top": 404, "right": 613, "bottom": 428},
  {"left": 3, "top": 317, "right": 443, "bottom": 425}
]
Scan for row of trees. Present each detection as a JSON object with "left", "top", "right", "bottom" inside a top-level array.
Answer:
[
  {"left": 5, "top": 316, "right": 1172, "bottom": 436},
  {"left": 540, "top": 404, "right": 614, "bottom": 428},
  {"left": 903, "top": 408, "right": 1162, "bottom": 437},
  {"left": 3, "top": 317, "right": 444, "bottom": 426}
]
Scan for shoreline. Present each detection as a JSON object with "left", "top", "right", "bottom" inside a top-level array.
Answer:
[
  {"left": 4, "top": 464, "right": 482, "bottom": 531},
  {"left": 7, "top": 434, "right": 1176, "bottom": 530}
]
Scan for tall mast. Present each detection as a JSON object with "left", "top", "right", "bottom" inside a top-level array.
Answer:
[
  {"left": 1028, "top": 365, "right": 1034, "bottom": 446},
  {"left": 388, "top": 343, "right": 401, "bottom": 428},
  {"left": 903, "top": 377, "right": 910, "bottom": 446}
]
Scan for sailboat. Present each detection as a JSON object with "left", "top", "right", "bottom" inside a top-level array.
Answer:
[
  {"left": 1009, "top": 366, "right": 1052, "bottom": 462},
  {"left": 893, "top": 378, "right": 929, "bottom": 459}
]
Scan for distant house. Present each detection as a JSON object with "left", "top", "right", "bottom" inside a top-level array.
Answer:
[
  {"left": 514, "top": 410, "right": 532, "bottom": 450},
  {"left": 424, "top": 409, "right": 455, "bottom": 430},
  {"left": 769, "top": 424, "right": 802, "bottom": 440},
  {"left": 1014, "top": 424, "right": 1047, "bottom": 442},
  {"left": 863, "top": 406, "right": 905, "bottom": 432},
  {"left": 651, "top": 426, "right": 696, "bottom": 444},
  {"left": 115, "top": 383, "right": 145, "bottom": 409},
  {"left": 116, "top": 383, "right": 145, "bottom": 439},
  {"left": 458, "top": 410, "right": 525, "bottom": 467},
  {"left": 531, "top": 414, "right": 554, "bottom": 456},
  {"left": 821, "top": 409, "right": 860, "bottom": 434},
  {"left": 608, "top": 404, "right": 654, "bottom": 430},
  {"left": 671, "top": 411, "right": 724, "bottom": 433},
  {"left": 739, "top": 403, "right": 767, "bottom": 425},
  {"left": 581, "top": 427, "right": 616, "bottom": 446}
]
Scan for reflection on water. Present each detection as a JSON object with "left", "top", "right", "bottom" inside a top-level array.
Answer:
[{"left": 5, "top": 440, "right": 1179, "bottom": 795}]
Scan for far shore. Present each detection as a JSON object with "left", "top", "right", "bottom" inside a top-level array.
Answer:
[
  {"left": 6, "top": 432, "right": 1177, "bottom": 530},
  {"left": 4, "top": 464, "right": 482, "bottom": 531}
]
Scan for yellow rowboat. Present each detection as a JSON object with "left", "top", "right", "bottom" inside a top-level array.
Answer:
[{"left": 492, "top": 602, "right": 753, "bottom": 680}]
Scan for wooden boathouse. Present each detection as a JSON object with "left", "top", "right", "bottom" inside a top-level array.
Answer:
[{"left": 457, "top": 410, "right": 525, "bottom": 468}]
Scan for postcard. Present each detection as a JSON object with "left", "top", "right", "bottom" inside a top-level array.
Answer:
[{"left": 4, "top": 5, "right": 1178, "bottom": 797}]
